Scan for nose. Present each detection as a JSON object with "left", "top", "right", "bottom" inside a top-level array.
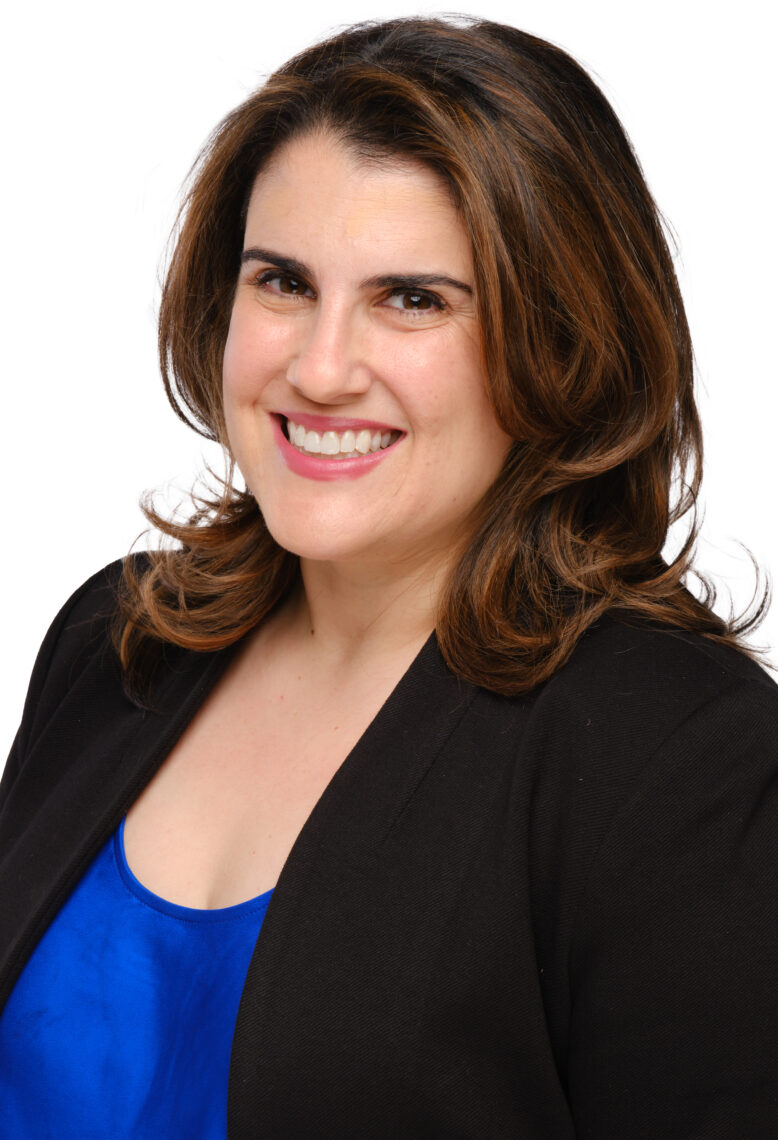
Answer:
[{"left": 286, "top": 300, "right": 371, "bottom": 404}]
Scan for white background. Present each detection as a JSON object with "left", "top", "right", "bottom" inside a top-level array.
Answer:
[{"left": 2, "top": 0, "right": 775, "bottom": 759}]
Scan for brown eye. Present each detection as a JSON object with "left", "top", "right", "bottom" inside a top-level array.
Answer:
[
  {"left": 403, "top": 292, "right": 431, "bottom": 309},
  {"left": 278, "top": 275, "right": 307, "bottom": 295},
  {"left": 384, "top": 289, "right": 445, "bottom": 314},
  {"left": 255, "top": 270, "right": 313, "bottom": 298}
]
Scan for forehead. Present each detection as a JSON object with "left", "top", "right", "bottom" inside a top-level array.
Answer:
[{"left": 244, "top": 132, "right": 472, "bottom": 271}]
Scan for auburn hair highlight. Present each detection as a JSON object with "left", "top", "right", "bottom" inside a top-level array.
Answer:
[{"left": 117, "top": 16, "right": 766, "bottom": 698}]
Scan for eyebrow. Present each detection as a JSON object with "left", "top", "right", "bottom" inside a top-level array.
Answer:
[{"left": 240, "top": 247, "right": 473, "bottom": 296}]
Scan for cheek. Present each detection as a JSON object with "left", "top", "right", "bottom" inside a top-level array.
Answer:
[
  {"left": 389, "top": 339, "right": 471, "bottom": 433},
  {"left": 222, "top": 303, "right": 292, "bottom": 406},
  {"left": 222, "top": 312, "right": 260, "bottom": 407},
  {"left": 403, "top": 340, "right": 502, "bottom": 447}
]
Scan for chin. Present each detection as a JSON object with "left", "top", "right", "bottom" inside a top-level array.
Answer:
[{"left": 260, "top": 515, "right": 372, "bottom": 565}]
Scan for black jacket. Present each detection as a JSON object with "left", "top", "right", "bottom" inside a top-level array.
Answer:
[{"left": 2, "top": 561, "right": 777, "bottom": 1138}]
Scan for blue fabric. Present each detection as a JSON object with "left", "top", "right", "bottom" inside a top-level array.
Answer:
[{"left": 0, "top": 818, "right": 272, "bottom": 1138}]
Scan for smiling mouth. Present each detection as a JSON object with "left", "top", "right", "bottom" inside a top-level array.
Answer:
[{"left": 282, "top": 416, "right": 403, "bottom": 460}]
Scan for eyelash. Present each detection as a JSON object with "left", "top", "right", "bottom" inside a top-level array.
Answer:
[
  {"left": 253, "top": 269, "right": 312, "bottom": 299},
  {"left": 385, "top": 288, "right": 447, "bottom": 315},
  {"left": 251, "top": 270, "right": 447, "bottom": 316}
]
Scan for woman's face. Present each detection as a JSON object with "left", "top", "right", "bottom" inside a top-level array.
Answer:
[{"left": 223, "top": 132, "right": 513, "bottom": 573}]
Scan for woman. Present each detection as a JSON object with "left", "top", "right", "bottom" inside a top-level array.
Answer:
[{"left": 1, "top": 15, "right": 776, "bottom": 1138}]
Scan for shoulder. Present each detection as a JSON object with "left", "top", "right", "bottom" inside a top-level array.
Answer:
[
  {"left": 526, "top": 611, "right": 776, "bottom": 764},
  {"left": 557, "top": 612, "right": 778, "bottom": 843},
  {"left": 478, "top": 613, "right": 777, "bottom": 946},
  {"left": 446, "top": 609, "right": 776, "bottom": 784},
  {"left": 29, "top": 556, "right": 141, "bottom": 689},
  {"left": 553, "top": 608, "right": 774, "bottom": 702},
  {"left": 7, "top": 556, "right": 147, "bottom": 770},
  {"left": 547, "top": 609, "right": 778, "bottom": 806},
  {"left": 525, "top": 613, "right": 777, "bottom": 840},
  {"left": 42, "top": 557, "right": 127, "bottom": 650}
]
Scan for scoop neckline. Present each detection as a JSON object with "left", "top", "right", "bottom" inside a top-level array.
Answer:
[{"left": 114, "top": 816, "right": 274, "bottom": 923}]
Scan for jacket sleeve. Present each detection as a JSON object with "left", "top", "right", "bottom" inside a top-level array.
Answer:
[{"left": 566, "top": 681, "right": 778, "bottom": 1138}]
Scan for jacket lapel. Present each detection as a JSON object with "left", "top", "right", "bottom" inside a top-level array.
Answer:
[
  {"left": 0, "top": 626, "right": 477, "bottom": 1038},
  {"left": 228, "top": 634, "right": 480, "bottom": 1127}
]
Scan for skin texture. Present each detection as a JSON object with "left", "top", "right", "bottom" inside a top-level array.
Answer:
[{"left": 223, "top": 131, "right": 513, "bottom": 581}]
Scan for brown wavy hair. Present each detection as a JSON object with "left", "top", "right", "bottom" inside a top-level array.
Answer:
[{"left": 117, "top": 15, "right": 766, "bottom": 697}]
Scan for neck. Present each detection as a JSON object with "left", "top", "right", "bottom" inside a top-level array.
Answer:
[{"left": 278, "top": 553, "right": 450, "bottom": 667}]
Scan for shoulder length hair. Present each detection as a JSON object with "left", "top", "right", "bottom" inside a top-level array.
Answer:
[{"left": 117, "top": 15, "right": 764, "bottom": 697}]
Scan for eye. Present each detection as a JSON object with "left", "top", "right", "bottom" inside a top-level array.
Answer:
[
  {"left": 254, "top": 270, "right": 314, "bottom": 299},
  {"left": 383, "top": 289, "right": 447, "bottom": 315}
]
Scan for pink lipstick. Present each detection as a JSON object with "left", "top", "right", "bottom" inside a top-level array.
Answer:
[{"left": 272, "top": 414, "right": 403, "bottom": 481}]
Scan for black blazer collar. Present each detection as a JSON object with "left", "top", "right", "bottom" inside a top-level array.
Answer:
[{"left": 0, "top": 630, "right": 476, "bottom": 1009}]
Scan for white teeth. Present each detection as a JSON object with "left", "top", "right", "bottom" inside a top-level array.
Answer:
[{"left": 285, "top": 418, "right": 398, "bottom": 459}]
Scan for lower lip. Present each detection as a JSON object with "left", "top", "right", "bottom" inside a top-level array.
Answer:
[{"left": 272, "top": 416, "right": 400, "bottom": 482}]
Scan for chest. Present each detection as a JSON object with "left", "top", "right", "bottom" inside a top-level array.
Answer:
[
  {"left": 123, "top": 652, "right": 412, "bottom": 908},
  {"left": 1, "top": 638, "right": 579, "bottom": 1136}
]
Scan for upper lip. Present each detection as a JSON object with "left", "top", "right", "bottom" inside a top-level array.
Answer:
[{"left": 277, "top": 411, "right": 403, "bottom": 434}]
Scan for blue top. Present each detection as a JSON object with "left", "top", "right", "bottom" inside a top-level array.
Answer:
[{"left": 0, "top": 818, "right": 273, "bottom": 1138}]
